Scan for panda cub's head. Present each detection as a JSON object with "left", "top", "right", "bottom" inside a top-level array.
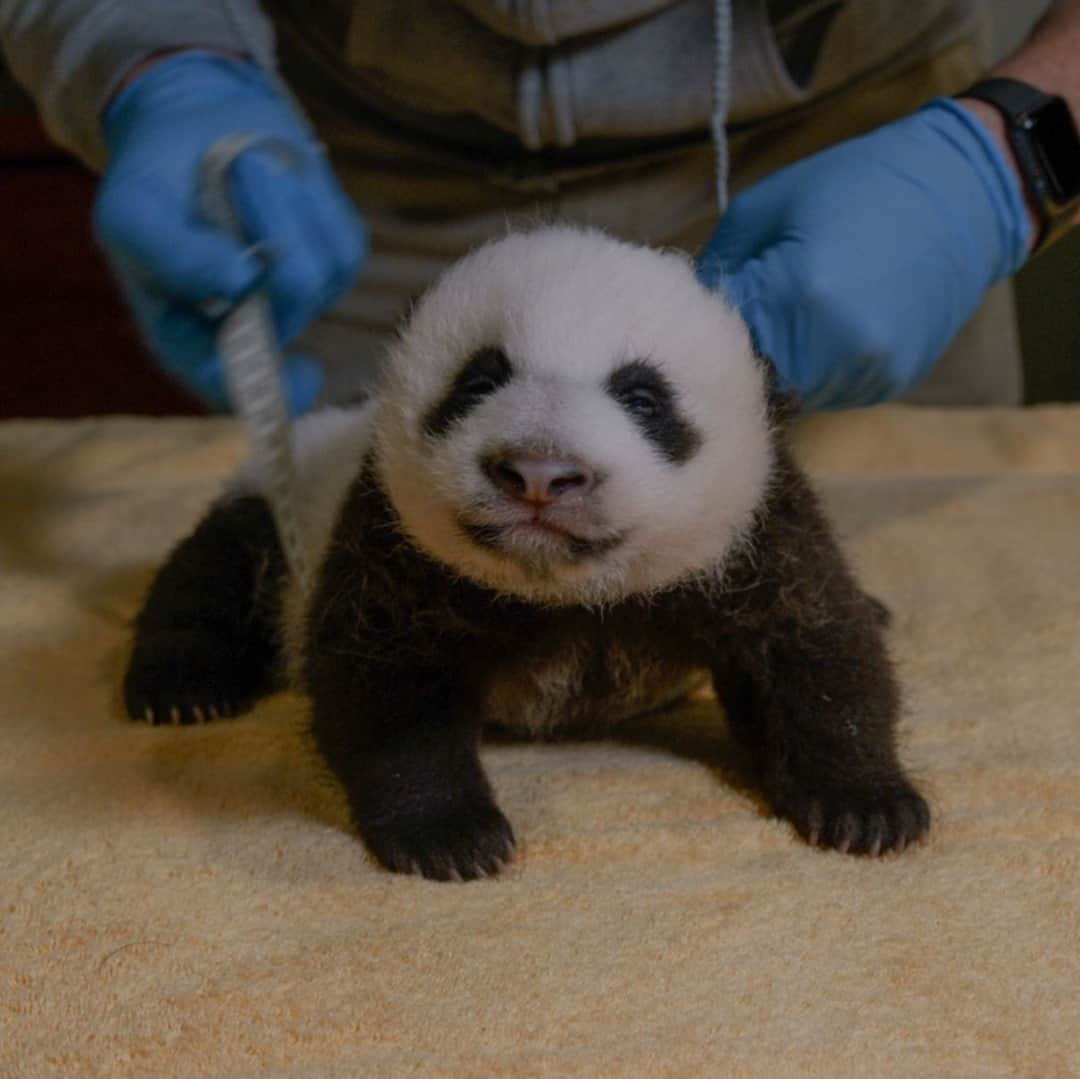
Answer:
[{"left": 375, "top": 227, "right": 773, "bottom": 607}]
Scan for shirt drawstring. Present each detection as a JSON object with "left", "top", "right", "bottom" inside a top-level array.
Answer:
[{"left": 711, "top": 0, "right": 734, "bottom": 215}]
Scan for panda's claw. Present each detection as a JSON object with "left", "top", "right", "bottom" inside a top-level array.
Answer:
[
  {"left": 779, "top": 773, "right": 930, "bottom": 857},
  {"left": 123, "top": 629, "right": 272, "bottom": 727},
  {"left": 361, "top": 797, "right": 517, "bottom": 882}
]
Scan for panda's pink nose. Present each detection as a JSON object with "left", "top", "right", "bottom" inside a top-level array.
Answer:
[{"left": 484, "top": 454, "right": 595, "bottom": 505}]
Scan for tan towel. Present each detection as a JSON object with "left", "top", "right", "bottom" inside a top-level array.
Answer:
[{"left": 2, "top": 406, "right": 1078, "bottom": 1075}]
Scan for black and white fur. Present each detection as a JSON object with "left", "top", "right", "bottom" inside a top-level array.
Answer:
[{"left": 125, "top": 227, "right": 930, "bottom": 879}]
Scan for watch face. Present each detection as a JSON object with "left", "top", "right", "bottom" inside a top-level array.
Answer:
[{"left": 1027, "top": 97, "right": 1080, "bottom": 203}]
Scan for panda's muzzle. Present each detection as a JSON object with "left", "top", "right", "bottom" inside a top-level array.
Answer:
[
  {"left": 460, "top": 448, "right": 622, "bottom": 562},
  {"left": 458, "top": 518, "right": 625, "bottom": 562}
]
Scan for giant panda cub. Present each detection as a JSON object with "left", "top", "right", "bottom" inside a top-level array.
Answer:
[{"left": 125, "top": 226, "right": 930, "bottom": 880}]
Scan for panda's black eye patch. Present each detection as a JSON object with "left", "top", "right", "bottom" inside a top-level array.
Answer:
[
  {"left": 606, "top": 359, "right": 702, "bottom": 465},
  {"left": 423, "top": 346, "right": 514, "bottom": 438}
]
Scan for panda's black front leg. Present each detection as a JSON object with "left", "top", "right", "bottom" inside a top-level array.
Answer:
[
  {"left": 125, "top": 494, "right": 285, "bottom": 725},
  {"left": 308, "top": 659, "right": 515, "bottom": 881},
  {"left": 715, "top": 615, "right": 930, "bottom": 856}
]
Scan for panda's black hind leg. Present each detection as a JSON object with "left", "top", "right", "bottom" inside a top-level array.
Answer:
[{"left": 124, "top": 494, "right": 286, "bottom": 725}]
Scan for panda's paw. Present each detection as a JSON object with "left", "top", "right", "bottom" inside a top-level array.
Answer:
[
  {"left": 778, "top": 775, "right": 930, "bottom": 857},
  {"left": 124, "top": 630, "right": 267, "bottom": 725},
  {"left": 361, "top": 797, "right": 517, "bottom": 881}
]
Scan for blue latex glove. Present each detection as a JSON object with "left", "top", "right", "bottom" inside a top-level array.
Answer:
[
  {"left": 697, "top": 99, "right": 1032, "bottom": 410},
  {"left": 94, "top": 52, "right": 367, "bottom": 412}
]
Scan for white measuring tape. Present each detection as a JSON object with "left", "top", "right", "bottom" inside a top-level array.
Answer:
[{"left": 199, "top": 135, "right": 312, "bottom": 596}]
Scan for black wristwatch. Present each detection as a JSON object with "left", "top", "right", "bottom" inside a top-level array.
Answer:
[{"left": 960, "top": 77, "right": 1080, "bottom": 250}]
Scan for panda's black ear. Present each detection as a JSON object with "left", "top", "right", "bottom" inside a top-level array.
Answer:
[{"left": 756, "top": 352, "right": 802, "bottom": 425}]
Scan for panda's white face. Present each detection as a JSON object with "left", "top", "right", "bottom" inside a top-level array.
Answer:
[{"left": 375, "top": 227, "right": 774, "bottom": 607}]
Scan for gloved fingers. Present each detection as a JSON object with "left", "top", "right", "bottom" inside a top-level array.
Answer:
[
  {"left": 94, "top": 176, "right": 261, "bottom": 305},
  {"left": 306, "top": 160, "right": 368, "bottom": 294},
  {"left": 735, "top": 289, "right": 893, "bottom": 411},
  {"left": 151, "top": 306, "right": 231, "bottom": 409},
  {"left": 720, "top": 245, "right": 893, "bottom": 409},
  {"left": 227, "top": 151, "right": 357, "bottom": 345},
  {"left": 835, "top": 356, "right": 895, "bottom": 409},
  {"left": 801, "top": 358, "right": 891, "bottom": 412},
  {"left": 696, "top": 186, "right": 786, "bottom": 289},
  {"left": 694, "top": 235, "right": 734, "bottom": 292},
  {"left": 278, "top": 352, "right": 324, "bottom": 415},
  {"left": 714, "top": 250, "right": 794, "bottom": 364},
  {"left": 128, "top": 297, "right": 324, "bottom": 415},
  {"left": 714, "top": 258, "right": 765, "bottom": 321},
  {"left": 105, "top": 264, "right": 226, "bottom": 407}
]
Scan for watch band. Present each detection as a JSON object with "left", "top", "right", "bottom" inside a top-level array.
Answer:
[
  {"left": 964, "top": 77, "right": 1054, "bottom": 119},
  {"left": 960, "top": 76, "right": 1080, "bottom": 251}
]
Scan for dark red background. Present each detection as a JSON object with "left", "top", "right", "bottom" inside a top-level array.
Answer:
[{"left": 2, "top": 110, "right": 204, "bottom": 418}]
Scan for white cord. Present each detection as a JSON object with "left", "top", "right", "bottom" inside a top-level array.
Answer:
[{"left": 199, "top": 134, "right": 312, "bottom": 596}]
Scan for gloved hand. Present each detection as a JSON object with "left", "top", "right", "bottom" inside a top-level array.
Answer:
[
  {"left": 697, "top": 99, "right": 1032, "bottom": 410},
  {"left": 94, "top": 52, "right": 367, "bottom": 412}
]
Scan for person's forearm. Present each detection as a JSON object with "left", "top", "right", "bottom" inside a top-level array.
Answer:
[
  {"left": 957, "top": 0, "right": 1080, "bottom": 250},
  {"left": 995, "top": 0, "right": 1080, "bottom": 118},
  {"left": 0, "top": 0, "right": 275, "bottom": 168}
]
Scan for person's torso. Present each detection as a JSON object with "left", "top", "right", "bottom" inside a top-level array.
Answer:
[{"left": 269, "top": 0, "right": 980, "bottom": 153}]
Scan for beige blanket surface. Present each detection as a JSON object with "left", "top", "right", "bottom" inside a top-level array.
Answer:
[{"left": 1, "top": 406, "right": 1078, "bottom": 1077}]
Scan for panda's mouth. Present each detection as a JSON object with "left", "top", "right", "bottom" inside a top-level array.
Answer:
[{"left": 458, "top": 516, "right": 625, "bottom": 562}]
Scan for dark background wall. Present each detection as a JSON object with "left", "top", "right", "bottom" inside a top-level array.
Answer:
[
  {"left": 993, "top": 0, "right": 1080, "bottom": 404},
  {"left": 1, "top": 56, "right": 204, "bottom": 417}
]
